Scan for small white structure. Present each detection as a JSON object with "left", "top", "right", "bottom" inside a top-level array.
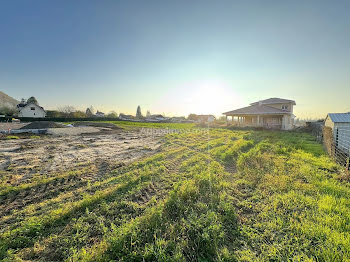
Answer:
[
  {"left": 146, "top": 114, "right": 167, "bottom": 122},
  {"left": 119, "top": 114, "right": 134, "bottom": 120},
  {"left": 324, "top": 113, "right": 350, "bottom": 152},
  {"left": 17, "top": 103, "right": 46, "bottom": 118},
  {"left": 198, "top": 115, "right": 216, "bottom": 123}
]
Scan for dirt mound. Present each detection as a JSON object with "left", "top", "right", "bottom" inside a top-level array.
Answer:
[
  {"left": 21, "top": 121, "right": 66, "bottom": 129},
  {"left": 73, "top": 121, "right": 122, "bottom": 129}
]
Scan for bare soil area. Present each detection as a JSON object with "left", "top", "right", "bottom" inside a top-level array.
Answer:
[
  {"left": 0, "top": 122, "right": 28, "bottom": 131},
  {"left": 0, "top": 128, "right": 163, "bottom": 184}
]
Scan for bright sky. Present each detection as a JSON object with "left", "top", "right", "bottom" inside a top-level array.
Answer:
[{"left": 1, "top": 0, "right": 350, "bottom": 118}]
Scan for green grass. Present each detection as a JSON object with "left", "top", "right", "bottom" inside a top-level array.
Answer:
[
  {"left": 1, "top": 128, "right": 349, "bottom": 261},
  {"left": 68, "top": 120, "right": 196, "bottom": 130},
  {"left": 110, "top": 120, "right": 195, "bottom": 129},
  {"left": 4, "top": 135, "right": 19, "bottom": 140}
]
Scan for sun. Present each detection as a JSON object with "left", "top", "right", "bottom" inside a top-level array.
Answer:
[{"left": 186, "top": 80, "right": 243, "bottom": 115}]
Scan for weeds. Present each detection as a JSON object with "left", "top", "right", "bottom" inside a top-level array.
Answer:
[{"left": 5, "top": 136, "right": 19, "bottom": 140}]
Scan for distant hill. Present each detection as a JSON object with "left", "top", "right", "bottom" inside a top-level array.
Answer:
[{"left": 0, "top": 91, "right": 19, "bottom": 108}]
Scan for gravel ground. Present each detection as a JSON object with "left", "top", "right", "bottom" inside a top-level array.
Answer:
[
  {"left": 47, "top": 126, "right": 101, "bottom": 136},
  {"left": 0, "top": 122, "right": 29, "bottom": 131},
  {"left": 0, "top": 128, "right": 164, "bottom": 182}
]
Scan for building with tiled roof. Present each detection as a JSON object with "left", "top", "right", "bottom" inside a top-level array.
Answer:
[{"left": 223, "top": 98, "right": 296, "bottom": 130}]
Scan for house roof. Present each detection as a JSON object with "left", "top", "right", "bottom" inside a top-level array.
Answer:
[
  {"left": 328, "top": 113, "right": 350, "bottom": 123},
  {"left": 17, "top": 103, "right": 26, "bottom": 108},
  {"left": 150, "top": 114, "right": 164, "bottom": 118},
  {"left": 250, "top": 97, "right": 296, "bottom": 106},
  {"left": 223, "top": 104, "right": 289, "bottom": 115},
  {"left": 198, "top": 115, "right": 216, "bottom": 118},
  {"left": 17, "top": 103, "right": 45, "bottom": 112}
]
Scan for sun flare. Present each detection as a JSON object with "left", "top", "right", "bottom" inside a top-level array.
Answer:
[{"left": 184, "top": 80, "right": 244, "bottom": 115}]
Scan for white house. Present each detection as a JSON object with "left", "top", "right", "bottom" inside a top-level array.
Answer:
[
  {"left": 95, "top": 110, "right": 105, "bottom": 117},
  {"left": 146, "top": 114, "right": 167, "bottom": 122},
  {"left": 17, "top": 103, "right": 46, "bottom": 118}
]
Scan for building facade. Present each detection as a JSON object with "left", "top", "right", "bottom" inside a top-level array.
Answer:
[
  {"left": 223, "top": 98, "right": 296, "bottom": 130},
  {"left": 17, "top": 103, "right": 46, "bottom": 118}
]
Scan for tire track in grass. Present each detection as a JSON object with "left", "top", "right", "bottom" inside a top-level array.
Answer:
[
  {"left": 18, "top": 147, "right": 198, "bottom": 261},
  {"left": 0, "top": 146, "right": 196, "bottom": 260},
  {"left": 2, "top": 130, "right": 236, "bottom": 260},
  {"left": 0, "top": 160, "right": 156, "bottom": 232},
  {"left": 0, "top": 161, "right": 169, "bottom": 259},
  {"left": 62, "top": 137, "right": 216, "bottom": 261},
  {"left": 70, "top": 155, "right": 240, "bottom": 261},
  {"left": 0, "top": 148, "right": 182, "bottom": 233},
  {"left": 66, "top": 130, "right": 233, "bottom": 261}
]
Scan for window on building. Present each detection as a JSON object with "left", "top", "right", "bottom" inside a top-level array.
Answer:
[
  {"left": 281, "top": 105, "right": 288, "bottom": 110},
  {"left": 31, "top": 107, "right": 35, "bottom": 110}
]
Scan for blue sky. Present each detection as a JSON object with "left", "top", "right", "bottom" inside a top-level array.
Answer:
[{"left": 1, "top": 0, "right": 350, "bottom": 118}]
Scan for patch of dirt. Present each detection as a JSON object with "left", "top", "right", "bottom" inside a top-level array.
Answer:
[{"left": 0, "top": 129, "right": 164, "bottom": 184}]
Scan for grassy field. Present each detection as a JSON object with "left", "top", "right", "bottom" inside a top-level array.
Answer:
[
  {"left": 99, "top": 120, "right": 197, "bottom": 130},
  {"left": 1, "top": 125, "right": 349, "bottom": 261}
]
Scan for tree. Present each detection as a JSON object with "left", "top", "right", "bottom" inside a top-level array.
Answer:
[
  {"left": 86, "top": 107, "right": 93, "bottom": 117},
  {"left": 71, "top": 111, "right": 86, "bottom": 118},
  {"left": 58, "top": 106, "right": 76, "bottom": 118},
  {"left": 188, "top": 114, "right": 199, "bottom": 121},
  {"left": 27, "top": 96, "right": 38, "bottom": 105},
  {"left": 136, "top": 105, "right": 143, "bottom": 119},
  {"left": 0, "top": 106, "right": 16, "bottom": 116},
  {"left": 107, "top": 111, "right": 118, "bottom": 118},
  {"left": 146, "top": 110, "right": 151, "bottom": 118},
  {"left": 218, "top": 116, "right": 227, "bottom": 121},
  {"left": 46, "top": 110, "right": 64, "bottom": 118}
]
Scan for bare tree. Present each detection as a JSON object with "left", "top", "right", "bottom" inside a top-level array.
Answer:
[{"left": 58, "top": 106, "right": 76, "bottom": 117}]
